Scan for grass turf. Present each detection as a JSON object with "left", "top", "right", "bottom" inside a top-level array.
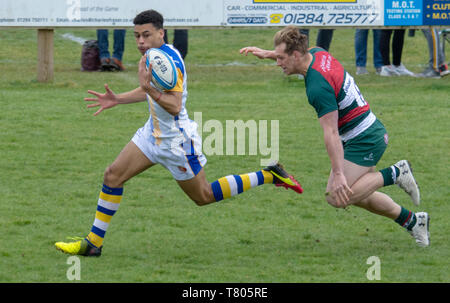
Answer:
[{"left": 0, "top": 28, "right": 448, "bottom": 282}]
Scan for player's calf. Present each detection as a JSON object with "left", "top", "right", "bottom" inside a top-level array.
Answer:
[
  {"left": 177, "top": 172, "right": 216, "bottom": 206},
  {"left": 190, "top": 188, "right": 215, "bottom": 207}
]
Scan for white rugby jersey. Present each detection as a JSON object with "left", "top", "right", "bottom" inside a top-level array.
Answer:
[{"left": 142, "top": 44, "right": 198, "bottom": 149}]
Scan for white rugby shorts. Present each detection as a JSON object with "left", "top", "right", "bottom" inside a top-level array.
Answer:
[{"left": 131, "top": 125, "right": 207, "bottom": 181}]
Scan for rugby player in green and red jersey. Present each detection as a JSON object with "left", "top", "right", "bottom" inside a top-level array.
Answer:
[{"left": 240, "top": 26, "right": 429, "bottom": 247}]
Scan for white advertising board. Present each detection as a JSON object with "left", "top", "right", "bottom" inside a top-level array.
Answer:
[
  {"left": 224, "top": 0, "right": 384, "bottom": 27},
  {"left": 2, "top": 1, "right": 449, "bottom": 28},
  {"left": 0, "top": 0, "right": 222, "bottom": 27},
  {"left": 1, "top": 0, "right": 386, "bottom": 28}
]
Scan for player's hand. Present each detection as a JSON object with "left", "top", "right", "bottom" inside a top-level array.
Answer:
[
  {"left": 239, "top": 46, "right": 269, "bottom": 59},
  {"left": 138, "top": 54, "right": 152, "bottom": 94},
  {"left": 328, "top": 173, "right": 353, "bottom": 208},
  {"left": 84, "top": 84, "right": 119, "bottom": 116}
]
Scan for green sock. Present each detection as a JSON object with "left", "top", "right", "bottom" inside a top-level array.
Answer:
[
  {"left": 379, "top": 165, "right": 400, "bottom": 186},
  {"left": 395, "top": 207, "right": 417, "bottom": 231}
]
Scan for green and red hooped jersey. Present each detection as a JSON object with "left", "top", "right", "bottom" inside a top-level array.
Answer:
[{"left": 305, "top": 47, "right": 376, "bottom": 142}]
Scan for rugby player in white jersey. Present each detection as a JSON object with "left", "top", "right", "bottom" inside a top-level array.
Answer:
[
  {"left": 240, "top": 26, "right": 429, "bottom": 247},
  {"left": 55, "top": 11, "right": 303, "bottom": 256}
]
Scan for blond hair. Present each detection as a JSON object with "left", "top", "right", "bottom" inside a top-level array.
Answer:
[{"left": 273, "top": 26, "right": 308, "bottom": 55}]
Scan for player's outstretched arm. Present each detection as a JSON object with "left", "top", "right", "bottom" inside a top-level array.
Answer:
[
  {"left": 239, "top": 46, "right": 276, "bottom": 60},
  {"left": 85, "top": 84, "right": 147, "bottom": 116}
]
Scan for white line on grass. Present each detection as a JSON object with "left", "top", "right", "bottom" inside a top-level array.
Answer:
[
  {"left": 60, "top": 33, "right": 87, "bottom": 45},
  {"left": 58, "top": 32, "right": 275, "bottom": 68}
]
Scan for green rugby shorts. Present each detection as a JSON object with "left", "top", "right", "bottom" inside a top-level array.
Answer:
[{"left": 343, "top": 119, "right": 388, "bottom": 167}]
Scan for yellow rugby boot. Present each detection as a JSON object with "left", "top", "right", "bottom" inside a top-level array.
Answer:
[{"left": 55, "top": 237, "right": 102, "bottom": 257}]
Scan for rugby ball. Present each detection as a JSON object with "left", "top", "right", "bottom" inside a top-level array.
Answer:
[{"left": 145, "top": 48, "right": 177, "bottom": 91}]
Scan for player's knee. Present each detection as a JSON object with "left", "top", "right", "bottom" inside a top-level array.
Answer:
[
  {"left": 325, "top": 195, "right": 345, "bottom": 209},
  {"left": 103, "top": 165, "right": 124, "bottom": 188}
]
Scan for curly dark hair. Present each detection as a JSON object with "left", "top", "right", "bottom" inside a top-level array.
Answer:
[{"left": 133, "top": 10, "right": 164, "bottom": 29}]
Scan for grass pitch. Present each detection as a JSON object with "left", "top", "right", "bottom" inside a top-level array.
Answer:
[{"left": 0, "top": 28, "right": 449, "bottom": 283}]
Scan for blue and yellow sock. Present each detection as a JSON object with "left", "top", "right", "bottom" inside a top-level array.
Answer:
[
  {"left": 86, "top": 184, "right": 123, "bottom": 248},
  {"left": 211, "top": 170, "right": 273, "bottom": 202}
]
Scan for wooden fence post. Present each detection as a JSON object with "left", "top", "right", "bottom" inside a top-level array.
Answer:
[{"left": 37, "top": 29, "right": 54, "bottom": 82}]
